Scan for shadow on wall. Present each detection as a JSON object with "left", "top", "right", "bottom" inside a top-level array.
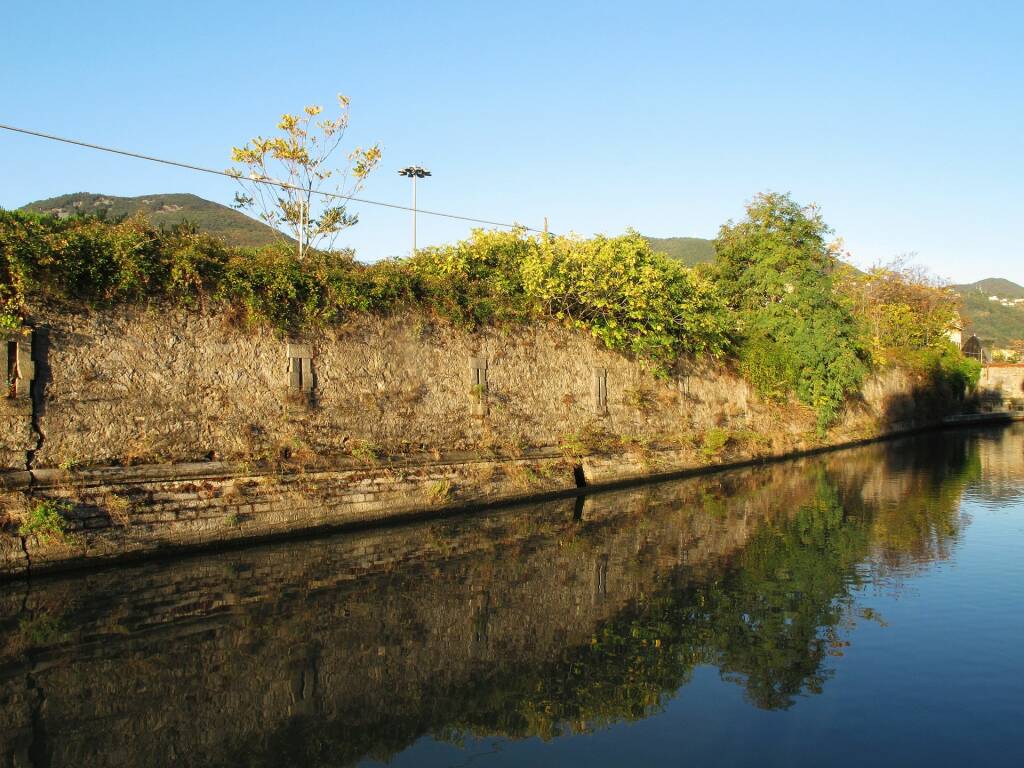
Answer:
[{"left": 882, "top": 368, "right": 976, "bottom": 425}]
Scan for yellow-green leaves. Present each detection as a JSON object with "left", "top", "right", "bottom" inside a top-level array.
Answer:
[
  {"left": 411, "top": 229, "right": 732, "bottom": 372},
  {"left": 227, "top": 94, "right": 381, "bottom": 259}
]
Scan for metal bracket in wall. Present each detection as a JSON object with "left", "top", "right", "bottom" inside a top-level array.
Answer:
[
  {"left": 3, "top": 330, "right": 34, "bottom": 400},
  {"left": 677, "top": 366, "right": 692, "bottom": 400},
  {"left": 470, "top": 354, "right": 488, "bottom": 417},
  {"left": 593, "top": 366, "right": 608, "bottom": 415},
  {"left": 287, "top": 342, "right": 314, "bottom": 392}
]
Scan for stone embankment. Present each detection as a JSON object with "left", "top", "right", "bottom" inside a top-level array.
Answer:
[{"left": 0, "top": 305, "right": 980, "bottom": 576}]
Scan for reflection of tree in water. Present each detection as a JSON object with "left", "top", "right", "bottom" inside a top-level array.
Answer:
[
  {"left": 868, "top": 432, "right": 980, "bottom": 570},
  {"left": 470, "top": 473, "right": 866, "bottom": 726},
  {"left": 440, "top": 445, "right": 979, "bottom": 735}
]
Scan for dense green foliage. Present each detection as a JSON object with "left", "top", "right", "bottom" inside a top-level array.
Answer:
[
  {"left": 714, "top": 193, "right": 869, "bottom": 430},
  {"left": 517, "top": 232, "right": 730, "bottom": 364},
  {"left": 837, "top": 261, "right": 982, "bottom": 396},
  {"left": 20, "top": 192, "right": 287, "bottom": 247},
  {"left": 20, "top": 191, "right": 1021, "bottom": 356},
  {"left": 409, "top": 227, "right": 733, "bottom": 371},
  {"left": 0, "top": 211, "right": 730, "bottom": 373},
  {"left": 840, "top": 261, "right": 960, "bottom": 356},
  {"left": 643, "top": 236, "right": 716, "bottom": 266}
]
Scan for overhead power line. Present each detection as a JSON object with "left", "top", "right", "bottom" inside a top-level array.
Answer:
[{"left": 0, "top": 122, "right": 548, "bottom": 234}]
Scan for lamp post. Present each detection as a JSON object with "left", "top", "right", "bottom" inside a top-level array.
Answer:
[{"left": 398, "top": 166, "right": 431, "bottom": 256}]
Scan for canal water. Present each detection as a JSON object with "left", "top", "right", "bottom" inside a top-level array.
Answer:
[{"left": 1, "top": 424, "right": 1022, "bottom": 766}]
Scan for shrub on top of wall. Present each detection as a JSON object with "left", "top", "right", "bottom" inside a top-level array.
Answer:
[
  {"left": 411, "top": 229, "right": 732, "bottom": 371},
  {"left": 0, "top": 211, "right": 733, "bottom": 372}
]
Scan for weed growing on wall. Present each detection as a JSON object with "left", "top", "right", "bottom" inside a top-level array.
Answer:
[
  {"left": 19, "top": 499, "right": 72, "bottom": 544},
  {"left": 700, "top": 428, "right": 731, "bottom": 460}
]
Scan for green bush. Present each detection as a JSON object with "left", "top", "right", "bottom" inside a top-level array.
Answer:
[
  {"left": 904, "top": 345, "right": 982, "bottom": 405},
  {"left": 521, "top": 231, "right": 732, "bottom": 370},
  {"left": 715, "top": 193, "right": 869, "bottom": 431},
  {"left": 410, "top": 228, "right": 732, "bottom": 372},
  {"left": 19, "top": 499, "right": 72, "bottom": 544},
  {"left": 701, "top": 428, "right": 731, "bottom": 459}
]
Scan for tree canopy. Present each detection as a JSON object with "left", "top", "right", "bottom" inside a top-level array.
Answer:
[{"left": 714, "top": 192, "right": 869, "bottom": 430}]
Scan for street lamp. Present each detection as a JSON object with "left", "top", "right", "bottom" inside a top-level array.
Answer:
[{"left": 398, "top": 166, "right": 431, "bottom": 256}]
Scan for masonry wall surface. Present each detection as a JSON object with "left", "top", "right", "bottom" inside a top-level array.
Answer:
[
  {"left": 979, "top": 365, "right": 1024, "bottom": 406},
  {"left": 8, "top": 305, "right": 924, "bottom": 472},
  {"left": 0, "top": 304, "right": 948, "bottom": 575}
]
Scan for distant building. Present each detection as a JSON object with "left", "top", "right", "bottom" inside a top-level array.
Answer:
[{"left": 962, "top": 334, "right": 986, "bottom": 363}]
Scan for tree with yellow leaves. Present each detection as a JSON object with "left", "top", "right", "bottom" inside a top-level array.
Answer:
[{"left": 228, "top": 95, "right": 382, "bottom": 259}]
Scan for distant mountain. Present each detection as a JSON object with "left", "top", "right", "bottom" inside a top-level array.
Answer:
[
  {"left": 644, "top": 236, "right": 715, "bottom": 267},
  {"left": 953, "top": 278, "right": 1024, "bottom": 348},
  {"left": 956, "top": 277, "right": 1024, "bottom": 300},
  {"left": 19, "top": 192, "right": 286, "bottom": 247}
]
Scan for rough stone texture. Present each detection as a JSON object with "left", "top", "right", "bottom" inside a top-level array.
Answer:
[
  {"left": 12, "top": 305, "right": 921, "bottom": 473},
  {"left": 978, "top": 364, "right": 1024, "bottom": 410},
  {"left": 12, "top": 452, "right": 576, "bottom": 574},
  {"left": 24, "top": 305, "right": 761, "bottom": 467},
  {"left": 1, "top": 329, "right": 36, "bottom": 470},
  {"left": 0, "top": 399, "right": 33, "bottom": 471}
]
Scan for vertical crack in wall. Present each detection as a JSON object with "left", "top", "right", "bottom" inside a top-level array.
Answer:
[
  {"left": 25, "top": 410, "right": 44, "bottom": 471},
  {"left": 18, "top": 532, "right": 32, "bottom": 576}
]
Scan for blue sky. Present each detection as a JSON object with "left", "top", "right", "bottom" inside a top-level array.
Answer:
[{"left": 2, "top": 0, "right": 1021, "bottom": 283}]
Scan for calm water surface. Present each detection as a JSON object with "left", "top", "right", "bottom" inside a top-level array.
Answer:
[{"left": 2, "top": 425, "right": 1023, "bottom": 766}]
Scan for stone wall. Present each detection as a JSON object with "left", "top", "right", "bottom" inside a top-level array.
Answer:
[
  {"left": 22, "top": 305, "right": 763, "bottom": 468},
  {"left": 1, "top": 328, "right": 35, "bottom": 470},
  {"left": 0, "top": 304, "right": 952, "bottom": 575},
  {"left": 979, "top": 364, "right": 1024, "bottom": 410},
  {"left": 7, "top": 305, "right": 925, "bottom": 473},
  {"left": 1, "top": 451, "right": 577, "bottom": 576}
]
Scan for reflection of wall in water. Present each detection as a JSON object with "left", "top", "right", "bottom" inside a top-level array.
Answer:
[
  {"left": 973, "top": 424, "right": 1024, "bottom": 499},
  {"left": 0, "top": 434, "right": 982, "bottom": 767},
  {"left": 0, "top": 461, "right": 825, "bottom": 768}
]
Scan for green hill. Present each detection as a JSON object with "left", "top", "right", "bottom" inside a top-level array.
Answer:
[
  {"left": 644, "top": 236, "right": 715, "bottom": 266},
  {"left": 957, "top": 277, "right": 1024, "bottom": 300},
  {"left": 953, "top": 278, "right": 1024, "bottom": 348},
  {"left": 19, "top": 192, "right": 286, "bottom": 247}
]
